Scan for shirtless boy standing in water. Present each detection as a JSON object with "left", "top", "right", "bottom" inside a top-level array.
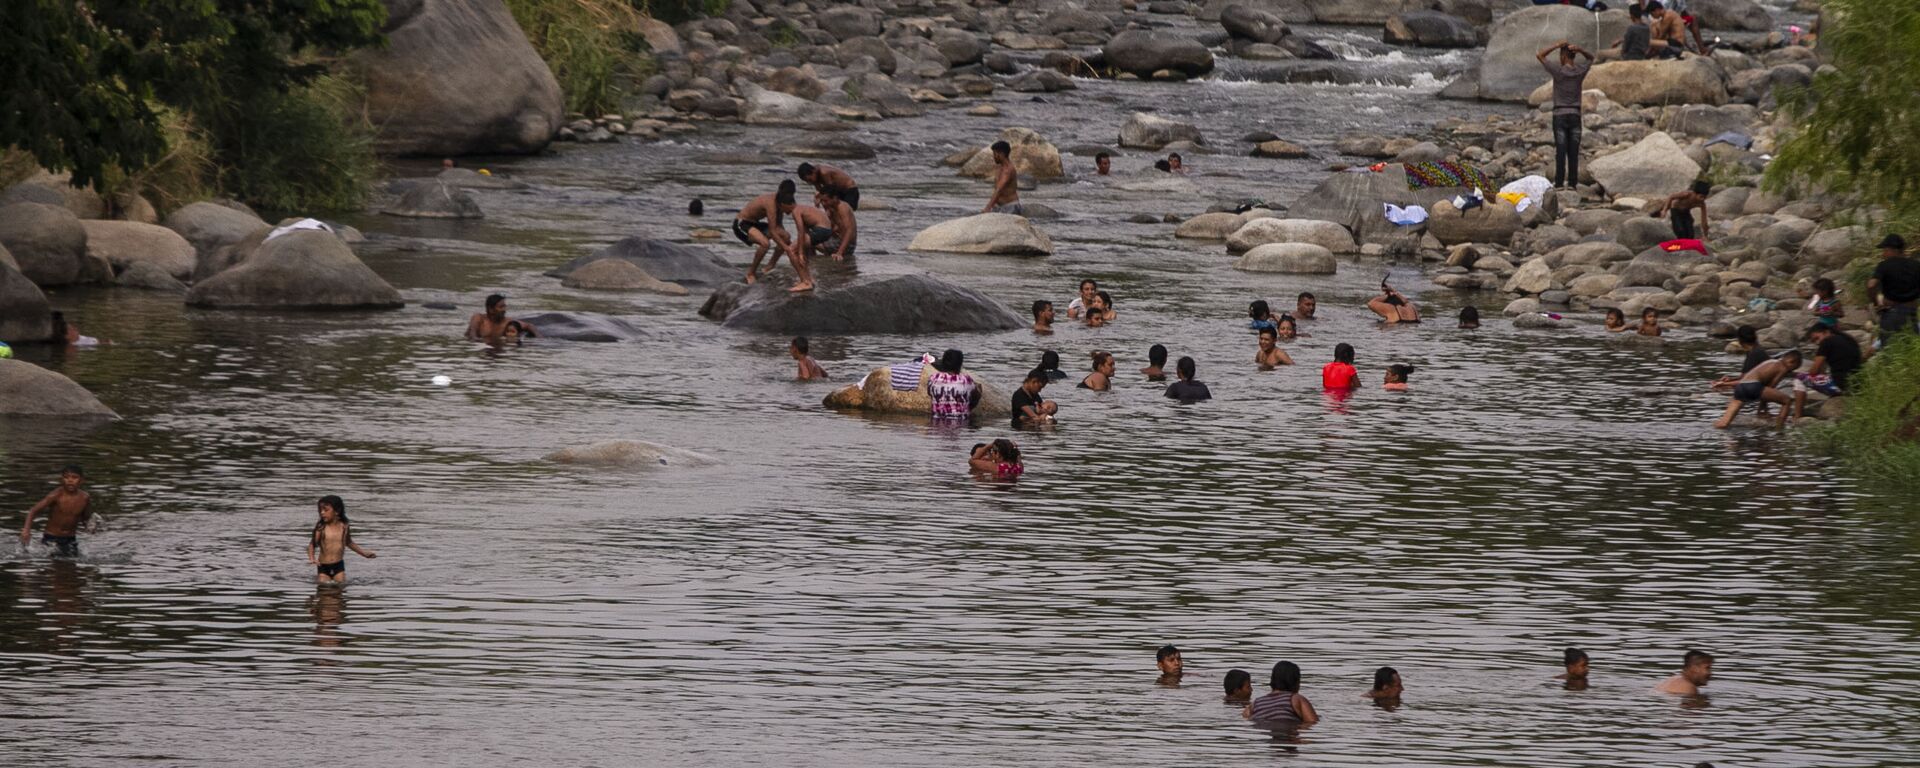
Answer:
[
  {"left": 20, "top": 465, "right": 93, "bottom": 558},
  {"left": 307, "top": 495, "right": 376, "bottom": 585}
]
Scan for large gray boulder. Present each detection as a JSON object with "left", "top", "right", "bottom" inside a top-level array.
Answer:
[
  {"left": 1221, "top": 4, "right": 1290, "bottom": 44},
  {"left": 909, "top": 214, "right": 1054, "bottom": 256},
  {"left": 1102, "top": 30, "right": 1216, "bottom": 78},
  {"left": 356, "top": 0, "right": 563, "bottom": 155},
  {"left": 1226, "top": 218, "right": 1358, "bottom": 254},
  {"left": 1612, "top": 215, "right": 1682, "bottom": 253},
  {"left": 817, "top": 6, "right": 881, "bottom": 41},
  {"left": 1590, "top": 132, "right": 1704, "bottom": 199},
  {"left": 1119, "top": 113, "right": 1206, "bottom": 150},
  {"left": 1234, "top": 243, "right": 1337, "bottom": 274},
  {"left": 1657, "top": 103, "right": 1759, "bottom": 138},
  {"left": 700, "top": 274, "right": 1025, "bottom": 334},
  {"left": 0, "top": 360, "right": 116, "bottom": 420},
  {"left": 1688, "top": 0, "right": 1774, "bottom": 31},
  {"left": 1573, "top": 58, "right": 1730, "bottom": 107},
  {"left": 512, "top": 311, "right": 646, "bottom": 341},
  {"left": 1464, "top": 6, "right": 1629, "bottom": 102},
  {"left": 0, "top": 203, "right": 92, "bottom": 286},
  {"left": 1384, "top": 11, "right": 1478, "bottom": 48},
  {"left": 1286, "top": 165, "right": 1473, "bottom": 244},
  {"left": 824, "top": 364, "right": 1011, "bottom": 417},
  {"left": 740, "top": 82, "right": 834, "bottom": 126},
  {"left": 957, "top": 128, "right": 1064, "bottom": 180},
  {"left": 383, "top": 181, "right": 483, "bottom": 218},
  {"left": 0, "top": 261, "right": 52, "bottom": 343},
  {"left": 163, "top": 202, "right": 270, "bottom": 280},
  {"left": 932, "top": 28, "right": 987, "bottom": 66},
  {"left": 1427, "top": 199, "right": 1522, "bottom": 246},
  {"left": 559, "top": 258, "right": 689, "bottom": 295},
  {"left": 546, "top": 237, "right": 738, "bottom": 287},
  {"left": 185, "top": 231, "right": 403, "bottom": 309},
  {"left": 1, "top": 175, "right": 107, "bottom": 219},
  {"left": 79, "top": 220, "right": 196, "bottom": 280}
]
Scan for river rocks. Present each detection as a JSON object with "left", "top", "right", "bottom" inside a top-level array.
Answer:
[
  {"left": 1612, "top": 215, "right": 1681, "bottom": 253},
  {"left": 545, "top": 440, "right": 717, "bottom": 468},
  {"left": 824, "top": 364, "right": 1011, "bottom": 418},
  {"left": 186, "top": 231, "right": 402, "bottom": 310},
  {"left": 1803, "top": 226, "right": 1866, "bottom": 269},
  {"left": 1253, "top": 139, "right": 1309, "bottom": 158},
  {"left": 357, "top": 0, "right": 562, "bottom": 155},
  {"left": 433, "top": 167, "right": 529, "bottom": 190},
  {"left": 817, "top": 6, "right": 880, "bottom": 41},
  {"left": 838, "top": 37, "right": 899, "bottom": 74},
  {"left": 778, "top": 135, "right": 877, "bottom": 160},
  {"left": 1589, "top": 132, "right": 1703, "bottom": 199},
  {"left": 508, "top": 311, "right": 644, "bottom": 341},
  {"left": 1464, "top": 6, "right": 1629, "bottom": 102},
  {"left": 0, "top": 262, "right": 52, "bottom": 343},
  {"left": 79, "top": 220, "right": 195, "bottom": 280},
  {"left": 1235, "top": 243, "right": 1337, "bottom": 274},
  {"left": 1008, "top": 70, "right": 1076, "bottom": 93},
  {"left": 0, "top": 360, "right": 116, "bottom": 420},
  {"left": 547, "top": 237, "right": 737, "bottom": 287},
  {"left": 908, "top": 214, "right": 1053, "bottom": 256},
  {"left": 933, "top": 29, "right": 987, "bottom": 66},
  {"left": 1103, "top": 30, "right": 1216, "bottom": 79},
  {"left": 163, "top": 201, "right": 269, "bottom": 279},
  {"left": 383, "top": 181, "right": 483, "bottom": 219},
  {"left": 958, "top": 128, "right": 1064, "bottom": 180},
  {"left": 1689, "top": 0, "right": 1774, "bottom": 31},
  {"left": 1, "top": 175, "right": 106, "bottom": 219},
  {"left": 1427, "top": 199, "right": 1522, "bottom": 246},
  {"left": 1227, "top": 218, "right": 1357, "bottom": 254},
  {"left": 1568, "top": 272, "right": 1622, "bottom": 298},
  {"left": 741, "top": 82, "right": 833, "bottom": 126},
  {"left": 1043, "top": 8, "right": 1115, "bottom": 36},
  {"left": 1577, "top": 58, "right": 1730, "bottom": 107},
  {"left": 1119, "top": 113, "right": 1206, "bottom": 150},
  {"left": 701, "top": 274, "right": 1025, "bottom": 334},
  {"left": 0, "top": 203, "right": 91, "bottom": 287},
  {"left": 1175, "top": 211, "right": 1255, "bottom": 240},
  {"left": 1513, "top": 312, "right": 1567, "bottom": 329},
  {"left": 1221, "top": 3, "right": 1291, "bottom": 44},
  {"left": 559, "top": 259, "right": 690, "bottom": 295},
  {"left": 1384, "top": 11, "right": 1478, "bottom": 48},
  {"left": 116, "top": 262, "right": 188, "bottom": 292},
  {"left": 1287, "top": 165, "right": 1473, "bottom": 244},
  {"left": 1503, "top": 257, "right": 1553, "bottom": 294},
  {"left": 1658, "top": 104, "right": 1758, "bottom": 139}
]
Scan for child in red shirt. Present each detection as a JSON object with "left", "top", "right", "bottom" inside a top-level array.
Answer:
[{"left": 1322, "top": 343, "right": 1359, "bottom": 390}]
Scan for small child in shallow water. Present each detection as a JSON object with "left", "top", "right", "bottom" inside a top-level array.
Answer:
[{"left": 1636, "top": 307, "right": 1663, "bottom": 337}]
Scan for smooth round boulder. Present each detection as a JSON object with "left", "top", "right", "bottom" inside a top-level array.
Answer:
[
  {"left": 164, "top": 201, "right": 270, "bottom": 279},
  {"left": 0, "top": 359, "right": 116, "bottom": 420},
  {"left": 958, "top": 128, "right": 1064, "bottom": 180},
  {"left": 356, "top": 0, "right": 563, "bottom": 155},
  {"left": 1426, "top": 200, "right": 1522, "bottom": 246},
  {"left": 0, "top": 262, "right": 52, "bottom": 343},
  {"left": 700, "top": 274, "right": 1025, "bottom": 334},
  {"left": 1611, "top": 215, "right": 1681, "bottom": 253},
  {"left": 115, "top": 262, "right": 189, "bottom": 292},
  {"left": 1503, "top": 257, "right": 1554, "bottom": 294},
  {"left": 545, "top": 440, "right": 717, "bottom": 468},
  {"left": 79, "top": 220, "right": 196, "bottom": 280},
  {"left": 740, "top": 82, "right": 834, "bottom": 126},
  {"left": 512, "top": 311, "right": 645, "bottom": 341},
  {"left": 1227, "top": 218, "right": 1358, "bottom": 254},
  {"left": 560, "top": 258, "right": 690, "bottom": 295},
  {"left": 0, "top": 203, "right": 89, "bottom": 286},
  {"left": 546, "top": 237, "right": 738, "bottom": 287},
  {"left": 383, "top": 181, "right": 483, "bottom": 219},
  {"left": 1589, "top": 132, "right": 1704, "bottom": 199},
  {"left": 1253, "top": 139, "right": 1309, "bottom": 158},
  {"left": 1174, "top": 212, "right": 1245, "bottom": 240},
  {"left": 1467, "top": 7, "right": 1629, "bottom": 101},
  {"left": 1119, "top": 112, "right": 1205, "bottom": 150},
  {"left": 1384, "top": 11, "right": 1477, "bottom": 48},
  {"left": 185, "top": 231, "right": 402, "bottom": 310},
  {"left": 1103, "top": 30, "right": 1216, "bottom": 79},
  {"left": 823, "top": 365, "right": 1011, "bottom": 417},
  {"left": 1286, "top": 164, "right": 1473, "bottom": 245},
  {"left": 1221, "top": 3, "right": 1290, "bottom": 44},
  {"left": 1234, "top": 243, "right": 1337, "bottom": 274},
  {"left": 1567, "top": 58, "right": 1730, "bottom": 107},
  {"left": 908, "top": 214, "right": 1054, "bottom": 256}
]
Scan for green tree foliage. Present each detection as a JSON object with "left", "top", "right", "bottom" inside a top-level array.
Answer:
[
  {"left": 1811, "top": 337, "right": 1920, "bottom": 488},
  {"left": 506, "top": 0, "right": 652, "bottom": 116},
  {"left": 0, "top": 0, "right": 385, "bottom": 209},
  {"left": 1767, "top": 0, "right": 1920, "bottom": 226}
]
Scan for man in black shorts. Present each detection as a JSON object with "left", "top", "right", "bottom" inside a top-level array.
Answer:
[
  {"left": 1657, "top": 180, "right": 1711, "bottom": 240},
  {"left": 734, "top": 180, "right": 805, "bottom": 290},
  {"left": 797, "top": 163, "right": 860, "bottom": 210},
  {"left": 1869, "top": 234, "right": 1920, "bottom": 345},
  {"left": 1714, "top": 350, "right": 1799, "bottom": 429}
]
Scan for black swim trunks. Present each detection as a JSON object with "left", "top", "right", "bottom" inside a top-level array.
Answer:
[
  {"left": 732, "top": 218, "right": 769, "bottom": 245},
  {"left": 316, "top": 561, "right": 346, "bottom": 577},
  {"left": 808, "top": 225, "right": 834, "bottom": 246},
  {"left": 1670, "top": 208, "right": 1696, "bottom": 240},
  {"left": 1733, "top": 381, "right": 1767, "bottom": 402},
  {"left": 834, "top": 187, "right": 860, "bottom": 210},
  {"left": 42, "top": 534, "right": 78, "bottom": 558}
]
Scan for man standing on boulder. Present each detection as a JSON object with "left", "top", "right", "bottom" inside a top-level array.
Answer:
[
  {"left": 983, "top": 141, "right": 1024, "bottom": 216},
  {"left": 1536, "top": 41, "right": 1594, "bottom": 190},
  {"left": 735, "top": 180, "right": 802, "bottom": 289}
]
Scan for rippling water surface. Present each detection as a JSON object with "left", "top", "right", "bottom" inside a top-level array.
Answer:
[{"left": 4, "top": 23, "right": 1917, "bottom": 767}]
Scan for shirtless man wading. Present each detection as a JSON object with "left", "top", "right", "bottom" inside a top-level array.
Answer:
[{"left": 982, "top": 141, "right": 1022, "bottom": 215}]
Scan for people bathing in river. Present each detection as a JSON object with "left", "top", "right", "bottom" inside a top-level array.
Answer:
[
  {"left": 1656, "top": 180, "right": 1712, "bottom": 240},
  {"left": 1013, "top": 369, "right": 1059, "bottom": 428},
  {"left": 1384, "top": 364, "right": 1414, "bottom": 391},
  {"left": 1142, "top": 344, "right": 1169, "bottom": 380},
  {"left": 797, "top": 162, "right": 859, "bottom": 212},
  {"left": 1655, "top": 650, "right": 1714, "bottom": 695},
  {"left": 1095, "top": 152, "right": 1112, "bottom": 176},
  {"left": 1224, "top": 669, "right": 1254, "bottom": 704},
  {"left": 466, "top": 294, "right": 538, "bottom": 342},
  {"left": 1249, "top": 300, "right": 1279, "bottom": 332},
  {"left": 790, "top": 336, "right": 828, "bottom": 381},
  {"left": 1167, "top": 153, "right": 1186, "bottom": 174},
  {"left": 1166, "top": 357, "right": 1213, "bottom": 402},
  {"left": 1366, "top": 667, "right": 1404, "bottom": 705},
  {"left": 1036, "top": 350, "right": 1068, "bottom": 382},
  {"left": 984, "top": 140, "right": 1022, "bottom": 215},
  {"left": 48, "top": 311, "right": 106, "bottom": 347},
  {"left": 1603, "top": 307, "right": 1629, "bottom": 332},
  {"left": 969, "top": 439, "right": 1023, "bottom": 480},
  {"left": 1245, "top": 661, "right": 1319, "bottom": 726},
  {"left": 798, "top": 163, "right": 858, "bottom": 260},
  {"left": 1080, "top": 351, "right": 1115, "bottom": 391},
  {"left": 737, "top": 180, "right": 811, "bottom": 291},
  {"left": 1295, "top": 292, "right": 1318, "bottom": 320},
  {"left": 1458, "top": 306, "right": 1481, "bottom": 329},
  {"left": 1711, "top": 326, "right": 1770, "bottom": 404},
  {"left": 1369, "top": 280, "right": 1421, "bottom": 324},
  {"left": 1277, "top": 314, "right": 1300, "bottom": 341},
  {"left": 928, "top": 349, "right": 982, "bottom": 421},
  {"left": 1558, "top": 648, "right": 1590, "bottom": 690},
  {"left": 1256, "top": 328, "right": 1294, "bottom": 369},
  {"left": 1637, "top": 307, "right": 1664, "bottom": 336},
  {"left": 1087, "top": 291, "right": 1117, "bottom": 324},
  {"left": 1067, "top": 279, "right": 1098, "bottom": 319},
  {"left": 1323, "top": 343, "right": 1360, "bottom": 390},
  {"left": 1156, "top": 645, "right": 1184, "bottom": 685},
  {"left": 307, "top": 495, "right": 375, "bottom": 585},
  {"left": 18, "top": 464, "right": 93, "bottom": 558},
  {"left": 1713, "top": 349, "right": 1801, "bottom": 428},
  {"left": 1032, "top": 300, "right": 1055, "bottom": 334}
]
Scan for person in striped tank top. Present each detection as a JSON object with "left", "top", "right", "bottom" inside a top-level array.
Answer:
[{"left": 1244, "top": 661, "right": 1318, "bottom": 727}]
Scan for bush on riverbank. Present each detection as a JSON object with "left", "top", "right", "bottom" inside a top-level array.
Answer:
[
  {"left": 1810, "top": 337, "right": 1920, "bottom": 487},
  {"left": 213, "top": 77, "right": 380, "bottom": 214},
  {"left": 507, "top": 0, "right": 655, "bottom": 116}
]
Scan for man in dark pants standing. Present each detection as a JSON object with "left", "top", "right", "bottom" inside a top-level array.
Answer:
[
  {"left": 1537, "top": 41, "right": 1594, "bottom": 190},
  {"left": 1869, "top": 234, "right": 1920, "bottom": 346}
]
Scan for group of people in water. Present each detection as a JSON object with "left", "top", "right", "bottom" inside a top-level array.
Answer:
[
  {"left": 1154, "top": 642, "right": 1719, "bottom": 733},
  {"left": 729, "top": 162, "right": 862, "bottom": 293}
]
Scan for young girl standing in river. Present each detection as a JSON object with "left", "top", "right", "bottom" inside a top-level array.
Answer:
[{"left": 307, "top": 495, "right": 376, "bottom": 585}]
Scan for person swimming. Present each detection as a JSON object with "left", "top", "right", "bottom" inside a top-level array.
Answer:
[
  {"left": 1322, "top": 343, "right": 1360, "bottom": 390},
  {"left": 1249, "top": 300, "right": 1278, "bottom": 332},
  {"left": 1141, "top": 344, "right": 1168, "bottom": 380},
  {"left": 1458, "top": 306, "right": 1481, "bottom": 329},
  {"left": 1224, "top": 669, "right": 1253, "bottom": 704},
  {"left": 969, "top": 439, "right": 1024, "bottom": 480},
  {"left": 1365, "top": 667, "right": 1403, "bottom": 705},
  {"left": 1164, "top": 357, "right": 1212, "bottom": 402},
  {"left": 1636, "top": 307, "right": 1663, "bottom": 336},
  {"left": 1603, "top": 307, "right": 1629, "bottom": 332},
  {"left": 1245, "top": 661, "right": 1319, "bottom": 726},
  {"left": 1156, "top": 644, "right": 1184, "bottom": 685},
  {"left": 1080, "top": 351, "right": 1115, "bottom": 391},
  {"left": 1037, "top": 350, "right": 1068, "bottom": 381},
  {"left": 1276, "top": 314, "right": 1300, "bottom": 341},
  {"left": 1383, "top": 363, "right": 1414, "bottom": 391},
  {"left": 1558, "top": 647, "right": 1590, "bottom": 690},
  {"left": 1255, "top": 328, "right": 1294, "bottom": 369}
]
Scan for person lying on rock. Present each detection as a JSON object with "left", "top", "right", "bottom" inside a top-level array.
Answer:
[
  {"left": 984, "top": 140, "right": 1023, "bottom": 215},
  {"left": 1713, "top": 350, "right": 1799, "bottom": 429},
  {"left": 1367, "top": 281, "right": 1421, "bottom": 324},
  {"left": 466, "top": 294, "right": 537, "bottom": 342},
  {"left": 1654, "top": 180, "right": 1711, "bottom": 240},
  {"left": 1256, "top": 328, "right": 1294, "bottom": 370},
  {"left": 735, "top": 180, "right": 798, "bottom": 288}
]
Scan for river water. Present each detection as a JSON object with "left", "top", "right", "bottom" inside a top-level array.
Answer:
[{"left": 4, "top": 18, "right": 1916, "bottom": 768}]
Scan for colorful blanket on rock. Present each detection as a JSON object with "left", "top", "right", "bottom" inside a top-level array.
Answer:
[{"left": 1404, "top": 161, "right": 1496, "bottom": 194}]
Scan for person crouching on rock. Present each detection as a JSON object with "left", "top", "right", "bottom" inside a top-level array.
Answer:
[
  {"left": 466, "top": 294, "right": 537, "bottom": 342},
  {"left": 735, "top": 180, "right": 803, "bottom": 289}
]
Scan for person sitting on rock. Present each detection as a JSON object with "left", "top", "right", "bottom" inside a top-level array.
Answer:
[
  {"left": 1032, "top": 300, "right": 1055, "bottom": 334},
  {"left": 790, "top": 336, "right": 828, "bottom": 381},
  {"left": 1647, "top": 2, "right": 1692, "bottom": 59},
  {"left": 1602, "top": 4, "right": 1652, "bottom": 61},
  {"left": 1256, "top": 328, "right": 1294, "bottom": 370},
  {"left": 1786, "top": 322, "right": 1863, "bottom": 426},
  {"left": 736, "top": 180, "right": 803, "bottom": 290},
  {"left": 1636, "top": 307, "right": 1664, "bottom": 336},
  {"left": 1142, "top": 343, "right": 1169, "bottom": 380},
  {"left": 1603, "top": 307, "right": 1630, "bottom": 332},
  {"left": 465, "top": 294, "right": 537, "bottom": 342},
  {"left": 1012, "top": 368, "right": 1058, "bottom": 428},
  {"left": 791, "top": 202, "right": 836, "bottom": 264},
  {"left": 1165, "top": 356, "right": 1213, "bottom": 402},
  {"left": 928, "top": 349, "right": 981, "bottom": 422},
  {"left": 1095, "top": 152, "right": 1112, "bottom": 176},
  {"left": 1655, "top": 180, "right": 1712, "bottom": 240},
  {"left": 983, "top": 140, "right": 1023, "bottom": 215},
  {"left": 816, "top": 192, "right": 857, "bottom": 261},
  {"left": 1367, "top": 280, "right": 1421, "bottom": 324},
  {"left": 1713, "top": 350, "right": 1800, "bottom": 428},
  {"left": 1080, "top": 351, "right": 1116, "bottom": 391}
]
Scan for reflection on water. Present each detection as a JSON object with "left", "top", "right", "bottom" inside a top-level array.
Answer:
[{"left": 2, "top": 23, "right": 1917, "bottom": 767}]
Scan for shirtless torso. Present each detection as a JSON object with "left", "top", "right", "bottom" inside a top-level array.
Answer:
[{"left": 986, "top": 158, "right": 1020, "bottom": 212}]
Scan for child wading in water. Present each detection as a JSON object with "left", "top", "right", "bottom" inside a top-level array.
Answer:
[
  {"left": 968, "top": 439, "right": 1024, "bottom": 480},
  {"left": 1384, "top": 364, "right": 1414, "bottom": 391},
  {"left": 308, "top": 495, "right": 376, "bottom": 584},
  {"left": 1603, "top": 308, "right": 1629, "bottom": 332},
  {"left": 1636, "top": 307, "right": 1663, "bottom": 337}
]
